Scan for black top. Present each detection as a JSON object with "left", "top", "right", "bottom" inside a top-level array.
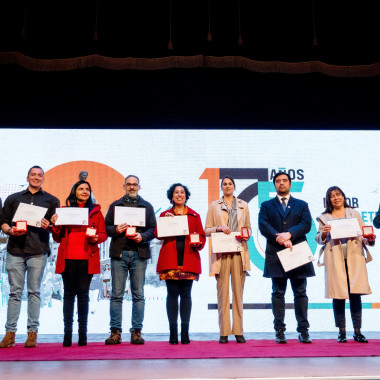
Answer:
[
  {"left": 1, "top": 188, "right": 60, "bottom": 257},
  {"left": 105, "top": 196, "right": 156, "bottom": 259},
  {"left": 176, "top": 236, "right": 185, "bottom": 267}
]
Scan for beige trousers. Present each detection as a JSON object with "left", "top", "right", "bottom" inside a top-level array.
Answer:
[{"left": 216, "top": 253, "right": 246, "bottom": 336}]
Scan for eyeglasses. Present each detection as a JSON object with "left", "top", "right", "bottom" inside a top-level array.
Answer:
[{"left": 125, "top": 183, "right": 139, "bottom": 187}]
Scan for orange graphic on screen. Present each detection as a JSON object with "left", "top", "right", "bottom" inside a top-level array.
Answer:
[
  {"left": 200, "top": 168, "right": 220, "bottom": 276},
  {"left": 43, "top": 161, "right": 125, "bottom": 216}
]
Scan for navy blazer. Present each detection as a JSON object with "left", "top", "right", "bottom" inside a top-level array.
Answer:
[{"left": 258, "top": 195, "right": 315, "bottom": 279}]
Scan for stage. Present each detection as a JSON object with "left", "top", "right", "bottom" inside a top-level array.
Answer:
[{"left": 1, "top": 333, "right": 380, "bottom": 380}]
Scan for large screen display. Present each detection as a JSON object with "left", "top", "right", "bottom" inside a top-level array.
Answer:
[{"left": 0, "top": 129, "right": 379, "bottom": 334}]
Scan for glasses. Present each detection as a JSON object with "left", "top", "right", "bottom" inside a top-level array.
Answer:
[{"left": 125, "top": 183, "right": 139, "bottom": 187}]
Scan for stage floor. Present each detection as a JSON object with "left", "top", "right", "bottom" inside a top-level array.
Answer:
[
  {"left": 1, "top": 357, "right": 380, "bottom": 380},
  {"left": 1, "top": 333, "right": 380, "bottom": 380}
]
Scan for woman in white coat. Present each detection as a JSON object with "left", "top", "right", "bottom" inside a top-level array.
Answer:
[{"left": 316, "top": 186, "right": 375, "bottom": 343}]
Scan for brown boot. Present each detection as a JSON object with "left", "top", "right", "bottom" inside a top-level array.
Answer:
[
  {"left": 105, "top": 328, "right": 122, "bottom": 345},
  {"left": 0, "top": 332, "right": 15, "bottom": 348},
  {"left": 130, "top": 328, "right": 145, "bottom": 345},
  {"left": 24, "top": 331, "right": 37, "bottom": 348}
]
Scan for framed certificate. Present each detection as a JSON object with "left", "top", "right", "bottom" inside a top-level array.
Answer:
[
  {"left": 156, "top": 215, "right": 189, "bottom": 238},
  {"left": 277, "top": 241, "right": 315, "bottom": 272},
  {"left": 114, "top": 207, "right": 146, "bottom": 227},
  {"left": 211, "top": 232, "right": 243, "bottom": 253}
]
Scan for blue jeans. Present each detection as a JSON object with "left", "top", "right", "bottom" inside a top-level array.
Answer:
[
  {"left": 5, "top": 252, "right": 47, "bottom": 332},
  {"left": 110, "top": 250, "right": 147, "bottom": 332}
]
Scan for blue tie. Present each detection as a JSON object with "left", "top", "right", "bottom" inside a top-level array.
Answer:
[{"left": 281, "top": 198, "right": 287, "bottom": 212}]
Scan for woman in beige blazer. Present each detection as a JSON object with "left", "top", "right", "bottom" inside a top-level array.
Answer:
[
  {"left": 316, "top": 186, "right": 375, "bottom": 343},
  {"left": 205, "top": 176, "right": 251, "bottom": 344}
]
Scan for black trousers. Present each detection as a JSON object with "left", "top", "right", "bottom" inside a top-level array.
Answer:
[
  {"left": 165, "top": 279, "right": 193, "bottom": 332},
  {"left": 332, "top": 260, "right": 362, "bottom": 329},
  {"left": 271, "top": 277, "right": 309, "bottom": 333},
  {"left": 61, "top": 259, "right": 93, "bottom": 333}
]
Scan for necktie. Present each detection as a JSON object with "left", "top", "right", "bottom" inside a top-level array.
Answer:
[{"left": 281, "top": 197, "right": 287, "bottom": 211}]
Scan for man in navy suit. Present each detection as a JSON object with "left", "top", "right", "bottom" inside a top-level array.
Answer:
[{"left": 259, "top": 172, "right": 314, "bottom": 344}]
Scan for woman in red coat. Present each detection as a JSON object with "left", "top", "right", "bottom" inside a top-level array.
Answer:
[
  {"left": 155, "top": 183, "right": 206, "bottom": 344},
  {"left": 51, "top": 180, "right": 107, "bottom": 347}
]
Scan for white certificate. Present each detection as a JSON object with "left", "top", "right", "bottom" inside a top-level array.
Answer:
[
  {"left": 211, "top": 232, "right": 243, "bottom": 254},
  {"left": 327, "top": 218, "right": 362, "bottom": 239},
  {"left": 156, "top": 215, "right": 189, "bottom": 238},
  {"left": 114, "top": 206, "right": 146, "bottom": 227},
  {"left": 277, "top": 241, "right": 315, "bottom": 272},
  {"left": 55, "top": 207, "right": 89, "bottom": 226},
  {"left": 12, "top": 202, "right": 48, "bottom": 228}
]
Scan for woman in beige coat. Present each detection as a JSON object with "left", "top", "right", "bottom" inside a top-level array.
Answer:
[
  {"left": 316, "top": 186, "right": 375, "bottom": 343},
  {"left": 205, "top": 176, "right": 251, "bottom": 344}
]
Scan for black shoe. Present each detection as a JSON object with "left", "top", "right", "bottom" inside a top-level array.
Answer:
[
  {"left": 298, "top": 330, "right": 312, "bottom": 343},
  {"left": 275, "top": 329, "right": 287, "bottom": 344},
  {"left": 181, "top": 330, "right": 190, "bottom": 344},
  {"left": 337, "top": 332, "right": 347, "bottom": 343},
  {"left": 181, "top": 331, "right": 190, "bottom": 344},
  {"left": 235, "top": 335, "right": 246, "bottom": 343},
  {"left": 78, "top": 332, "right": 87, "bottom": 346},
  {"left": 353, "top": 333, "right": 368, "bottom": 343},
  {"left": 169, "top": 332, "right": 178, "bottom": 344},
  {"left": 219, "top": 336, "right": 228, "bottom": 344},
  {"left": 63, "top": 333, "right": 72, "bottom": 347}
]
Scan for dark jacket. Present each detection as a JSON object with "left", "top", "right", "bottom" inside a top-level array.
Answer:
[
  {"left": 105, "top": 196, "right": 156, "bottom": 259},
  {"left": 258, "top": 195, "right": 315, "bottom": 279},
  {"left": 373, "top": 203, "right": 380, "bottom": 229}
]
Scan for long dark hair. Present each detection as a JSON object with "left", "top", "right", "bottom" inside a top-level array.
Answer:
[
  {"left": 66, "top": 180, "right": 94, "bottom": 212},
  {"left": 322, "top": 186, "right": 352, "bottom": 214}
]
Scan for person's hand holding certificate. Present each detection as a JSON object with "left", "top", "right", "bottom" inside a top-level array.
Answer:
[
  {"left": 277, "top": 241, "right": 315, "bottom": 272},
  {"left": 114, "top": 206, "right": 146, "bottom": 227},
  {"left": 12, "top": 202, "right": 48, "bottom": 228},
  {"left": 55, "top": 207, "right": 89, "bottom": 226},
  {"left": 156, "top": 215, "right": 189, "bottom": 238},
  {"left": 327, "top": 218, "right": 362, "bottom": 239}
]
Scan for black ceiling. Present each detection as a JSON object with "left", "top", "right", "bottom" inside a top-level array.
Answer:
[
  {"left": 1, "top": 0, "right": 379, "bottom": 65},
  {"left": 1, "top": 1, "right": 379, "bottom": 129}
]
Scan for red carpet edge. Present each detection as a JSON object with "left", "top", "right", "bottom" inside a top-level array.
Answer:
[{"left": 1, "top": 339, "right": 379, "bottom": 361}]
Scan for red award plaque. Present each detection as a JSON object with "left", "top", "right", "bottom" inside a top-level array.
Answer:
[
  {"left": 125, "top": 226, "right": 137, "bottom": 237},
  {"left": 86, "top": 227, "right": 97, "bottom": 238},
  {"left": 240, "top": 227, "right": 250, "bottom": 239},
  {"left": 362, "top": 226, "right": 374, "bottom": 238},
  {"left": 14, "top": 221, "right": 27, "bottom": 232},
  {"left": 190, "top": 233, "right": 200, "bottom": 245}
]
